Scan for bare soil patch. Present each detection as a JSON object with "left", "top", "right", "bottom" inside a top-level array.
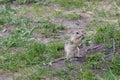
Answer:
[{"left": 0, "top": 72, "right": 21, "bottom": 80}]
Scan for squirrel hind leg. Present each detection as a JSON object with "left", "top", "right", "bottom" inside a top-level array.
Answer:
[{"left": 49, "top": 57, "right": 65, "bottom": 66}]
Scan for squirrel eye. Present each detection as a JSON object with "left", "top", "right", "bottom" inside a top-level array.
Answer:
[{"left": 76, "top": 32, "right": 79, "bottom": 34}]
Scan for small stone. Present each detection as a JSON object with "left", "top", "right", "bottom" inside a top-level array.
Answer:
[{"left": 2, "top": 29, "right": 7, "bottom": 33}]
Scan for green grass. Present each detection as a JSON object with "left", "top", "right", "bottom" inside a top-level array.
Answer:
[
  {"left": 18, "top": 67, "right": 51, "bottom": 80},
  {"left": 53, "top": 11, "right": 64, "bottom": 18},
  {"left": 86, "top": 52, "right": 105, "bottom": 69},
  {"left": 0, "top": 25, "right": 3, "bottom": 31},
  {"left": 107, "top": 54, "right": 120, "bottom": 75},
  {"left": 36, "top": 21, "right": 65, "bottom": 37},
  {"left": 77, "top": 69, "right": 98, "bottom": 80},
  {"left": 0, "top": 4, "right": 16, "bottom": 25},
  {"left": 93, "top": 25, "right": 120, "bottom": 47},
  {"left": 53, "top": 0, "right": 85, "bottom": 9},
  {"left": 1, "top": 35, "right": 25, "bottom": 47},
  {"left": 0, "top": 41, "right": 64, "bottom": 72},
  {"left": 85, "top": 24, "right": 120, "bottom": 48},
  {"left": 53, "top": 11, "right": 82, "bottom": 20},
  {"left": 63, "top": 13, "right": 82, "bottom": 20},
  {"left": 103, "top": 70, "right": 118, "bottom": 80}
]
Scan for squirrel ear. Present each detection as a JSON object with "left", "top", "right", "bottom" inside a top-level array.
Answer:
[
  {"left": 81, "top": 30, "right": 86, "bottom": 35},
  {"left": 69, "top": 30, "right": 73, "bottom": 33}
]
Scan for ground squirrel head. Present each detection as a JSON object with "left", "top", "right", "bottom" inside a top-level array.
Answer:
[
  {"left": 71, "top": 30, "right": 85, "bottom": 39},
  {"left": 70, "top": 30, "right": 86, "bottom": 44}
]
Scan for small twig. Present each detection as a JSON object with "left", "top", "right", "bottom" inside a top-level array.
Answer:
[
  {"left": 100, "top": 20, "right": 118, "bottom": 23},
  {"left": 29, "top": 26, "right": 36, "bottom": 35},
  {"left": 112, "top": 38, "right": 116, "bottom": 53}
]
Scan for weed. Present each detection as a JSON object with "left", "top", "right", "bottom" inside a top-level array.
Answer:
[
  {"left": 17, "top": 0, "right": 35, "bottom": 4},
  {"left": 47, "top": 41, "right": 64, "bottom": 59},
  {"left": 57, "top": 25, "right": 66, "bottom": 30},
  {"left": 0, "top": 42, "right": 47, "bottom": 72},
  {"left": 14, "top": 16, "right": 31, "bottom": 27},
  {"left": 66, "top": 62, "right": 75, "bottom": 71},
  {"left": 53, "top": 0, "right": 85, "bottom": 9},
  {"left": 86, "top": 52, "right": 105, "bottom": 69},
  {"left": 25, "top": 42, "right": 48, "bottom": 65},
  {"left": 53, "top": 11, "right": 82, "bottom": 20},
  {"left": 107, "top": 54, "right": 120, "bottom": 75},
  {"left": 0, "top": 25, "right": 3, "bottom": 31},
  {"left": 0, "top": 52, "right": 26, "bottom": 72},
  {"left": 77, "top": 66, "right": 98, "bottom": 80},
  {"left": 52, "top": 69, "right": 72, "bottom": 80},
  {"left": 22, "top": 67, "right": 51, "bottom": 80},
  {"left": 31, "top": 4, "right": 41, "bottom": 15},
  {"left": 0, "top": 40, "right": 64, "bottom": 72},
  {"left": 1, "top": 26, "right": 35, "bottom": 48},
  {"left": 13, "top": 26, "right": 35, "bottom": 38},
  {"left": 103, "top": 70, "right": 118, "bottom": 80},
  {"left": 93, "top": 25, "right": 120, "bottom": 47},
  {"left": 53, "top": 11, "right": 63, "bottom": 18},
  {"left": 1, "top": 35, "right": 25, "bottom": 47},
  {"left": 0, "top": 0, "right": 8, "bottom": 3},
  {"left": 42, "top": 22, "right": 57, "bottom": 32},
  {"left": 0, "top": 4, "right": 16, "bottom": 25},
  {"left": 82, "top": 36, "right": 93, "bottom": 46},
  {"left": 64, "top": 13, "right": 82, "bottom": 20},
  {"left": 38, "top": 21, "right": 65, "bottom": 37},
  {"left": 38, "top": 0, "right": 51, "bottom": 6}
]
